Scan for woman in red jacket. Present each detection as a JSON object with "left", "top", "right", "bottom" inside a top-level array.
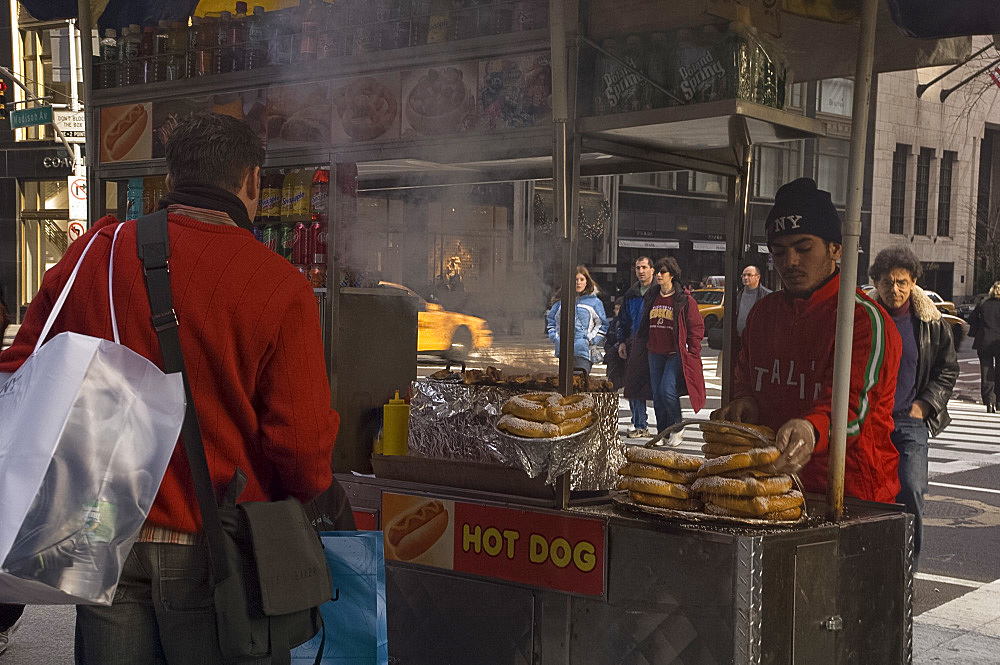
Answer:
[{"left": 634, "top": 256, "right": 706, "bottom": 433}]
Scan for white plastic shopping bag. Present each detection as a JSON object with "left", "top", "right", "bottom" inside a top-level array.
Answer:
[{"left": 0, "top": 226, "right": 185, "bottom": 605}]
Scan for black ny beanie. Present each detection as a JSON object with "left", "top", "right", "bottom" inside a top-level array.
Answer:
[{"left": 765, "top": 178, "right": 842, "bottom": 245}]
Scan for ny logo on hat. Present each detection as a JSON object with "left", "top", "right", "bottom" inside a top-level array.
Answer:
[{"left": 769, "top": 215, "right": 803, "bottom": 232}]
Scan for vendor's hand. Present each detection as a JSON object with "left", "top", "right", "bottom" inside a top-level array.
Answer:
[
  {"left": 765, "top": 419, "right": 816, "bottom": 475},
  {"left": 618, "top": 343, "right": 628, "bottom": 360},
  {"left": 710, "top": 397, "right": 759, "bottom": 424},
  {"left": 909, "top": 399, "right": 931, "bottom": 421}
]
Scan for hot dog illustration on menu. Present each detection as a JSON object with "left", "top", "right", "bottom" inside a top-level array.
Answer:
[
  {"left": 100, "top": 103, "right": 152, "bottom": 163},
  {"left": 383, "top": 494, "right": 455, "bottom": 568}
]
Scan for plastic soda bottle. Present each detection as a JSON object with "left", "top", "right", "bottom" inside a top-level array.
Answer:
[
  {"left": 281, "top": 169, "right": 299, "bottom": 223},
  {"left": 99, "top": 29, "right": 118, "bottom": 89}
]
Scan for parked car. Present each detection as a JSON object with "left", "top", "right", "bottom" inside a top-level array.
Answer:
[
  {"left": 957, "top": 294, "right": 987, "bottom": 321},
  {"left": 378, "top": 281, "right": 493, "bottom": 359},
  {"left": 860, "top": 285, "right": 968, "bottom": 351},
  {"left": 690, "top": 288, "right": 724, "bottom": 330},
  {"left": 922, "top": 290, "right": 957, "bottom": 316}
]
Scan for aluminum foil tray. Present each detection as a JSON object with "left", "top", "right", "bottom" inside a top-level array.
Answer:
[{"left": 408, "top": 380, "right": 624, "bottom": 489}]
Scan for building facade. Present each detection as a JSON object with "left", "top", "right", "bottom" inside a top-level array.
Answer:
[{"left": 870, "top": 40, "right": 1000, "bottom": 300}]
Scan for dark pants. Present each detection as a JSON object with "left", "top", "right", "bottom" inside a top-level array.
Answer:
[
  {"left": 979, "top": 343, "right": 1000, "bottom": 407},
  {"left": 0, "top": 603, "right": 24, "bottom": 631},
  {"left": 891, "top": 415, "right": 930, "bottom": 566},
  {"left": 628, "top": 399, "right": 648, "bottom": 429},
  {"left": 75, "top": 542, "right": 268, "bottom": 665},
  {"left": 648, "top": 352, "right": 682, "bottom": 434}
]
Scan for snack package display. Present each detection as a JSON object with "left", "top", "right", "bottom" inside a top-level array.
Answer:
[
  {"left": 267, "top": 82, "right": 333, "bottom": 149},
  {"left": 402, "top": 63, "right": 478, "bottom": 137},
  {"left": 478, "top": 54, "right": 552, "bottom": 131},
  {"left": 331, "top": 73, "right": 402, "bottom": 144}
]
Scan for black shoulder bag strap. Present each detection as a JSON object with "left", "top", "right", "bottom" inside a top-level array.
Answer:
[{"left": 133, "top": 210, "right": 234, "bottom": 587}]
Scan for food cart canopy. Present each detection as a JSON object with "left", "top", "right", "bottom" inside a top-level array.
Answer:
[{"left": 886, "top": 0, "right": 1000, "bottom": 38}]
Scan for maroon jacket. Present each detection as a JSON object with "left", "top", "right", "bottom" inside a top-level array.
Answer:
[{"left": 633, "top": 287, "right": 707, "bottom": 412}]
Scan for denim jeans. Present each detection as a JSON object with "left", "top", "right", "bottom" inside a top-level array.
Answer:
[
  {"left": 574, "top": 356, "right": 593, "bottom": 375},
  {"left": 648, "top": 352, "right": 682, "bottom": 434},
  {"left": 891, "top": 415, "right": 930, "bottom": 566},
  {"left": 75, "top": 542, "right": 269, "bottom": 665},
  {"left": 628, "top": 399, "right": 648, "bottom": 429}
]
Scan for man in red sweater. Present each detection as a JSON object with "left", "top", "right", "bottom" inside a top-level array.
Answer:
[
  {"left": 713, "top": 178, "right": 902, "bottom": 503},
  {"left": 0, "top": 114, "right": 340, "bottom": 663}
]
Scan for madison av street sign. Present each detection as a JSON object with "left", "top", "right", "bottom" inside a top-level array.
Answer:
[{"left": 11, "top": 105, "right": 53, "bottom": 129}]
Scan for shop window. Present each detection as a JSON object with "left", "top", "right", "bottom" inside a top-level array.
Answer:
[
  {"left": 621, "top": 171, "right": 685, "bottom": 191},
  {"left": 890, "top": 144, "right": 909, "bottom": 235},
  {"left": 815, "top": 138, "right": 849, "bottom": 205},
  {"left": 786, "top": 82, "right": 804, "bottom": 110},
  {"left": 754, "top": 142, "right": 802, "bottom": 199},
  {"left": 690, "top": 172, "right": 726, "bottom": 195},
  {"left": 938, "top": 151, "right": 955, "bottom": 237},
  {"left": 19, "top": 180, "right": 69, "bottom": 307},
  {"left": 914, "top": 147, "right": 933, "bottom": 236},
  {"left": 15, "top": 16, "right": 84, "bottom": 142},
  {"left": 818, "top": 78, "right": 853, "bottom": 117}
]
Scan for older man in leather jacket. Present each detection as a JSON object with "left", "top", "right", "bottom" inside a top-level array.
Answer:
[{"left": 870, "top": 246, "right": 958, "bottom": 566}]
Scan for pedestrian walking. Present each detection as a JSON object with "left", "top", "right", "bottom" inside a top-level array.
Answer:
[
  {"left": 970, "top": 281, "right": 1000, "bottom": 412},
  {"left": 545, "top": 265, "right": 608, "bottom": 375},
  {"left": 604, "top": 297, "right": 627, "bottom": 390},
  {"left": 617, "top": 256, "right": 655, "bottom": 436},
  {"left": 0, "top": 113, "right": 342, "bottom": 664},
  {"left": 634, "top": 256, "right": 706, "bottom": 434},
  {"left": 735, "top": 265, "right": 772, "bottom": 336},
  {"left": 870, "top": 246, "right": 958, "bottom": 565}
]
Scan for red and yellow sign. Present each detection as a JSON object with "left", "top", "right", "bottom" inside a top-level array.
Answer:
[{"left": 381, "top": 493, "right": 606, "bottom": 597}]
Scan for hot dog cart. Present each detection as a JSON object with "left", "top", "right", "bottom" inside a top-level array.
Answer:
[{"left": 80, "top": 0, "right": 974, "bottom": 662}]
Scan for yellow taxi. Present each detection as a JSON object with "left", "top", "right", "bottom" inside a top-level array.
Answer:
[
  {"left": 378, "top": 282, "right": 493, "bottom": 359},
  {"left": 690, "top": 288, "right": 725, "bottom": 330}
]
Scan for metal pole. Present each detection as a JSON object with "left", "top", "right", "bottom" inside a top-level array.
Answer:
[
  {"left": 721, "top": 117, "right": 752, "bottom": 404},
  {"left": 67, "top": 19, "right": 84, "bottom": 177},
  {"left": 827, "top": 0, "right": 879, "bottom": 522},
  {"left": 551, "top": 0, "right": 580, "bottom": 397},
  {"left": 77, "top": 0, "right": 98, "bottom": 221}
]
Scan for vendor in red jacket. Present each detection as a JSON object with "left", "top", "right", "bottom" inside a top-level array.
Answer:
[{"left": 712, "top": 178, "right": 902, "bottom": 502}]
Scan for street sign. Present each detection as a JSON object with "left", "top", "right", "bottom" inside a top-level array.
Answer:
[
  {"left": 10, "top": 105, "right": 53, "bottom": 129},
  {"left": 67, "top": 220, "right": 86, "bottom": 243},
  {"left": 68, "top": 175, "right": 87, "bottom": 221},
  {"left": 54, "top": 109, "right": 85, "bottom": 135}
]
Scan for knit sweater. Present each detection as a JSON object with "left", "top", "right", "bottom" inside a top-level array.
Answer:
[{"left": 0, "top": 213, "right": 338, "bottom": 533}]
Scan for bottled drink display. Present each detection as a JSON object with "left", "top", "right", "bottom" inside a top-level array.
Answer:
[
  {"left": 590, "top": 21, "right": 790, "bottom": 115},
  {"left": 96, "top": 0, "right": 550, "bottom": 88},
  {"left": 98, "top": 29, "right": 118, "bottom": 90},
  {"left": 252, "top": 167, "right": 328, "bottom": 279}
]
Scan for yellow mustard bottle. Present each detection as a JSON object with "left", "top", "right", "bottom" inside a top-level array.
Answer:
[{"left": 381, "top": 390, "right": 409, "bottom": 456}]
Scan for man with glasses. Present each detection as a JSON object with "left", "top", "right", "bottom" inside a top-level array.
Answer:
[
  {"left": 868, "top": 246, "right": 957, "bottom": 565},
  {"left": 617, "top": 256, "right": 655, "bottom": 437}
]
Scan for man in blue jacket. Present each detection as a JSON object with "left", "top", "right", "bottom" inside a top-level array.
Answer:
[{"left": 617, "top": 256, "right": 655, "bottom": 436}]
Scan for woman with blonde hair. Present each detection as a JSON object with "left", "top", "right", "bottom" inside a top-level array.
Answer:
[
  {"left": 545, "top": 265, "right": 608, "bottom": 375},
  {"left": 971, "top": 280, "right": 1000, "bottom": 412}
]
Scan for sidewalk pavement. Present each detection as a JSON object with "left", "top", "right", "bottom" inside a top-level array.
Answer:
[{"left": 914, "top": 578, "right": 1000, "bottom": 664}]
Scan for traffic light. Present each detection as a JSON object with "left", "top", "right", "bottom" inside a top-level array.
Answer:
[{"left": 0, "top": 81, "right": 7, "bottom": 121}]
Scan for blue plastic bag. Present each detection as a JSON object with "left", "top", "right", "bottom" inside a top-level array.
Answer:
[{"left": 291, "top": 531, "right": 388, "bottom": 665}]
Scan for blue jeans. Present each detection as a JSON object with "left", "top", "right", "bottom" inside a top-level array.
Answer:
[
  {"left": 891, "top": 415, "right": 930, "bottom": 566},
  {"left": 629, "top": 399, "right": 648, "bottom": 429},
  {"left": 75, "top": 542, "right": 268, "bottom": 664},
  {"left": 648, "top": 352, "right": 682, "bottom": 434}
]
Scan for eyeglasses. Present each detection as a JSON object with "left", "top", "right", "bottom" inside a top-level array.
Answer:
[{"left": 657, "top": 268, "right": 670, "bottom": 275}]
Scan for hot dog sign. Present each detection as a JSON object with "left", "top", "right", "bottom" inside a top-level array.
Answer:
[{"left": 382, "top": 493, "right": 606, "bottom": 597}]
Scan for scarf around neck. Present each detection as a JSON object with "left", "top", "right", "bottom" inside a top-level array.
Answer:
[{"left": 159, "top": 183, "right": 254, "bottom": 232}]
